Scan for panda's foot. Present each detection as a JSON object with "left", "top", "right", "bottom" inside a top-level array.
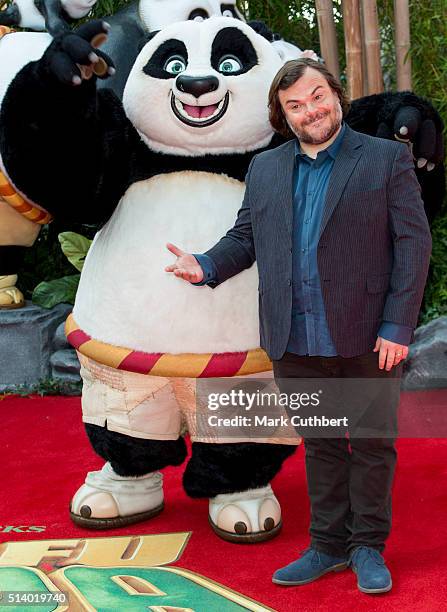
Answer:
[
  {"left": 69, "top": 462, "right": 164, "bottom": 529},
  {"left": 0, "top": 275, "right": 25, "bottom": 309},
  {"left": 208, "top": 485, "right": 282, "bottom": 543}
]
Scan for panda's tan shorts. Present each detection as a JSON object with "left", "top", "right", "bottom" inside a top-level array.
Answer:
[{"left": 78, "top": 352, "right": 300, "bottom": 445}]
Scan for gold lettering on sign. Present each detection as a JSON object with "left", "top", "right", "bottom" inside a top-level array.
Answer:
[
  {"left": 0, "top": 533, "right": 190, "bottom": 568},
  {"left": 76, "top": 533, "right": 190, "bottom": 567},
  {"left": 0, "top": 540, "right": 80, "bottom": 567}
]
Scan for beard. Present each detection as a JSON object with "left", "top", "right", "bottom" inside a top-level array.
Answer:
[{"left": 287, "top": 102, "right": 343, "bottom": 145}]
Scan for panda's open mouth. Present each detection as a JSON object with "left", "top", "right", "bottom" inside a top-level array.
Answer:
[{"left": 171, "top": 92, "right": 229, "bottom": 127}]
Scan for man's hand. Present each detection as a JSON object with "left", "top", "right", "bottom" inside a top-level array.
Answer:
[
  {"left": 165, "top": 243, "right": 204, "bottom": 283},
  {"left": 373, "top": 336, "right": 409, "bottom": 371}
]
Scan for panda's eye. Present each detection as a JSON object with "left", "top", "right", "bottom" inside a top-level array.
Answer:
[
  {"left": 188, "top": 9, "right": 209, "bottom": 21},
  {"left": 221, "top": 4, "right": 237, "bottom": 18},
  {"left": 218, "top": 55, "right": 242, "bottom": 73},
  {"left": 164, "top": 56, "right": 187, "bottom": 75}
]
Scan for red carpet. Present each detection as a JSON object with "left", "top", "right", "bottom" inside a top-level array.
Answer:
[{"left": 1, "top": 392, "right": 447, "bottom": 611}]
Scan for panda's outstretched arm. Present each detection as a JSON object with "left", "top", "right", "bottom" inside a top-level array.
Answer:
[{"left": 0, "top": 21, "right": 133, "bottom": 225}]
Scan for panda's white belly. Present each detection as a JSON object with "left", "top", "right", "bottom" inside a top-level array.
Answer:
[{"left": 73, "top": 171, "right": 260, "bottom": 355}]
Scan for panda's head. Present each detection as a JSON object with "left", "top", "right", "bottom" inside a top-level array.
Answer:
[
  {"left": 123, "top": 17, "right": 283, "bottom": 156},
  {"left": 139, "top": 0, "right": 244, "bottom": 31}
]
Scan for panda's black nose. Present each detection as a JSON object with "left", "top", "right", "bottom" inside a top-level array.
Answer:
[{"left": 176, "top": 75, "right": 219, "bottom": 98}]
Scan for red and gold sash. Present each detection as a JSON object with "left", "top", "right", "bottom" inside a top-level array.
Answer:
[
  {"left": 66, "top": 313, "right": 272, "bottom": 378},
  {"left": 0, "top": 170, "right": 52, "bottom": 225}
]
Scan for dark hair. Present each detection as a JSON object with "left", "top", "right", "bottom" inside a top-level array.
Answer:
[{"left": 268, "top": 58, "right": 350, "bottom": 138}]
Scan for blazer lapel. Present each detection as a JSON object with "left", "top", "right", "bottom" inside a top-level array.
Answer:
[
  {"left": 275, "top": 139, "right": 296, "bottom": 235},
  {"left": 318, "top": 125, "right": 363, "bottom": 240}
]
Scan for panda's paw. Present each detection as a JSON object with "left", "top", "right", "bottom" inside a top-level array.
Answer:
[
  {"left": 208, "top": 485, "right": 282, "bottom": 543},
  {"left": 377, "top": 94, "right": 444, "bottom": 172},
  {"left": 41, "top": 20, "right": 115, "bottom": 87},
  {"left": 69, "top": 462, "right": 164, "bottom": 529}
]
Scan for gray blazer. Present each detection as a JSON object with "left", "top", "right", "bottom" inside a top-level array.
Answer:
[{"left": 205, "top": 125, "right": 432, "bottom": 360}]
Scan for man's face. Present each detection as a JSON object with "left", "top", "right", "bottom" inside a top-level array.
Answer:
[{"left": 278, "top": 67, "right": 343, "bottom": 145}]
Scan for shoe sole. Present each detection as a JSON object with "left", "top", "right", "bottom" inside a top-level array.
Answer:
[
  {"left": 209, "top": 516, "right": 282, "bottom": 543},
  {"left": 272, "top": 562, "right": 348, "bottom": 586},
  {"left": 352, "top": 567, "right": 393, "bottom": 594},
  {"left": 69, "top": 502, "right": 164, "bottom": 529},
  {"left": 357, "top": 579, "right": 392, "bottom": 594}
]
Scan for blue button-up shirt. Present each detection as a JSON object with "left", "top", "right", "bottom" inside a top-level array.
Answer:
[
  {"left": 286, "top": 123, "right": 346, "bottom": 355},
  {"left": 192, "top": 125, "right": 413, "bottom": 351}
]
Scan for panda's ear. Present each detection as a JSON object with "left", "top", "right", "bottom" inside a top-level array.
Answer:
[
  {"left": 246, "top": 20, "right": 274, "bottom": 42},
  {"left": 138, "top": 30, "right": 161, "bottom": 53}
]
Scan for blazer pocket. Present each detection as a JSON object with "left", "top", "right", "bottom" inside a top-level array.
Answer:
[{"left": 367, "top": 273, "right": 391, "bottom": 294}]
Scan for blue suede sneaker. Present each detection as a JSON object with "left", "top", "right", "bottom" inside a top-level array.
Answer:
[
  {"left": 349, "top": 546, "right": 392, "bottom": 594},
  {"left": 272, "top": 547, "right": 348, "bottom": 586}
]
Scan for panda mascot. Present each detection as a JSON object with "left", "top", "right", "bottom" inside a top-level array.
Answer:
[
  {"left": 0, "top": 17, "right": 444, "bottom": 542},
  {"left": 0, "top": 28, "right": 53, "bottom": 309},
  {"left": 0, "top": 17, "right": 300, "bottom": 542},
  {"left": 0, "top": 0, "right": 98, "bottom": 309}
]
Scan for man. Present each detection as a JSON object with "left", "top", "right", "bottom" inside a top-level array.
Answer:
[{"left": 165, "top": 59, "right": 432, "bottom": 594}]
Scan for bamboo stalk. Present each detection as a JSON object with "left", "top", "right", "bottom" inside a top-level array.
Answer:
[
  {"left": 342, "top": 0, "right": 364, "bottom": 99},
  {"left": 361, "top": 0, "right": 383, "bottom": 94},
  {"left": 394, "top": 0, "right": 412, "bottom": 90},
  {"left": 315, "top": 0, "right": 340, "bottom": 81}
]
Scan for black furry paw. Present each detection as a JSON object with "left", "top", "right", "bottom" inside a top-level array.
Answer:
[
  {"left": 41, "top": 20, "right": 115, "bottom": 86},
  {"left": 376, "top": 92, "right": 444, "bottom": 172}
]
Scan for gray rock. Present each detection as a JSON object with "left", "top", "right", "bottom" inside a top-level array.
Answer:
[
  {"left": 50, "top": 348, "right": 81, "bottom": 382},
  {"left": 0, "top": 302, "right": 72, "bottom": 390},
  {"left": 402, "top": 316, "right": 447, "bottom": 390},
  {"left": 53, "top": 320, "right": 71, "bottom": 351}
]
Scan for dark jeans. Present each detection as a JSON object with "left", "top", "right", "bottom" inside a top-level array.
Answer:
[{"left": 273, "top": 351, "right": 403, "bottom": 556}]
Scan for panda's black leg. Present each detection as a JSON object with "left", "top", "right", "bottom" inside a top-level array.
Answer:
[
  {"left": 183, "top": 442, "right": 297, "bottom": 543},
  {"left": 84, "top": 423, "right": 187, "bottom": 476},
  {"left": 183, "top": 441, "right": 295, "bottom": 497}
]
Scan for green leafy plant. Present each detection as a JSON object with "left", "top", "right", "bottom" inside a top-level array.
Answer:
[
  {"left": 58, "top": 232, "right": 92, "bottom": 272},
  {"left": 32, "top": 274, "right": 81, "bottom": 309},
  {"left": 32, "top": 232, "right": 92, "bottom": 308}
]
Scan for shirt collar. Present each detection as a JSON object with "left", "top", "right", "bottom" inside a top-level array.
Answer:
[{"left": 294, "top": 122, "right": 346, "bottom": 165}]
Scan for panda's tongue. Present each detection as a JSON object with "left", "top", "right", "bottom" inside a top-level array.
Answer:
[{"left": 183, "top": 103, "right": 218, "bottom": 118}]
